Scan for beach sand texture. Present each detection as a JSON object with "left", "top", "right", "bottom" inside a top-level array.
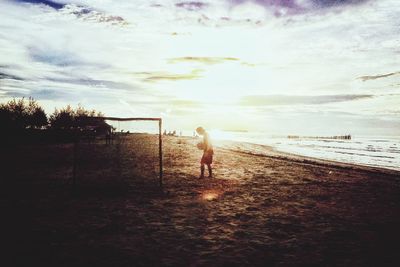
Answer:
[{"left": 1, "top": 134, "right": 400, "bottom": 266}]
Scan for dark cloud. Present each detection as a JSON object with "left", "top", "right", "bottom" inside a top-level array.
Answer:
[
  {"left": 239, "top": 94, "right": 373, "bottom": 106},
  {"left": 311, "top": 0, "right": 369, "bottom": 8},
  {"left": 358, "top": 72, "right": 400, "bottom": 82},
  {"left": 0, "top": 72, "right": 24, "bottom": 81},
  {"left": 231, "top": 0, "right": 299, "bottom": 9},
  {"left": 45, "top": 77, "right": 139, "bottom": 91},
  {"left": 176, "top": 1, "right": 209, "bottom": 11},
  {"left": 14, "top": 1, "right": 127, "bottom": 26},
  {"left": 13, "top": 0, "right": 65, "bottom": 9},
  {"left": 29, "top": 47, "right": 84, "bottom": 67},
  {"left": 231, "top": 0, "right": 369, "bottom": 8},
  {"left": 1, "top": 91, "right": 27, "bottom": 98},
  {"left": 30, "top": 89, "right": 70, "bottom": 100},
  {"left": 28, "top": 47, "right": 112, "bottom": 69},
  {"left": 229, "top": 0, "right": 371, "bottom": 16},
  {"left": 63, "top": 5, "right": 128, "bottom": 26},
  {"left": 2, "top": 88, "right": 73, "bottom": 101}
]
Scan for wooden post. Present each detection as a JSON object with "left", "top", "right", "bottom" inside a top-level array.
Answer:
[
  {"left": 72, "top": 139, "right": 78, "bottom": 189},
  {"left": 159, "top": 119, "right": 163, "bottom": 188}
]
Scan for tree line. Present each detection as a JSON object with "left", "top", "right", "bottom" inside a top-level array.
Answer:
[{"left": 0, "top": 97, "right": 106, "bottom": 143}]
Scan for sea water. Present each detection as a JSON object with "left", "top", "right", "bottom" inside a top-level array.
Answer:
[{"left": 207, "top": 131, "right": 400, "bottom": 171}]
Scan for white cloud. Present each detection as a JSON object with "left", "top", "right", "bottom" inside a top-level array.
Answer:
[{"left": 0, "top": 0, "right": 399, "bottom": 135}]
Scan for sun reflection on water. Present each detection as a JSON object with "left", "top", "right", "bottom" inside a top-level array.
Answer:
[{"left": 208, "top": 129, "right": 235, "bottom": 147}]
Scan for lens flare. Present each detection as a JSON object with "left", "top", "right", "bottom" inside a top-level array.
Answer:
[{"left": 201, "top": 190, "right": 220, "bottom": 201}]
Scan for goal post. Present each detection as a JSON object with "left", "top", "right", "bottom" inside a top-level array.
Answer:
[{"left": 72, "top": 116, "right": 163, "bottom": 188}]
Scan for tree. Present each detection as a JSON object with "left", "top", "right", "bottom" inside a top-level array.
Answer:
[
  {"left": 0, "top": 97, "right": 47, "bottom": 130},
  {"left": 26, "top": 98, "right": 48, "bottom": 129},
  {"left": 49, "top": 104, "right": 105, "bottom": 130},
  {"left": 49, "top": 105, "right": 75, "bottom": 130}
]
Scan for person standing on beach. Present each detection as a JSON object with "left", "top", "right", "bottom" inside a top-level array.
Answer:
[{"left": 196, "top": 127, "right": 214, "bottom": 178}]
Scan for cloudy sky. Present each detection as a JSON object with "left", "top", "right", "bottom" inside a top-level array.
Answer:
[{"left": 0, "top": 0, "right": 399, "bottom": 135}]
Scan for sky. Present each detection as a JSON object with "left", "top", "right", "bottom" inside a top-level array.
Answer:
[{"left": 0, "top": 0, "right": 399, "bottom": 136}]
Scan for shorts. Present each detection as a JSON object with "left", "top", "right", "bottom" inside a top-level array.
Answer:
[{"left": 201, "top": 150, "right": 214, "bottom": 165}]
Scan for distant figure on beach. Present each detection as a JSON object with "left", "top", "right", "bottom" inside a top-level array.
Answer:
[
  {"left": 196, "top": 127, "right": 214, "bottom": 178},
  {"left": 105, "top": 129, "right": 111, "bottom": 144}
]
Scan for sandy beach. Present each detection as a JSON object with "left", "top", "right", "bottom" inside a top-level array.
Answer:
[{"left": 1, "top": 134, "right": 399, "bottom": 266}]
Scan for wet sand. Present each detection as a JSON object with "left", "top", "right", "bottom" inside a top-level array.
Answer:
[{"left": 1, "top": 134, "right": 400, "bottom": 266}]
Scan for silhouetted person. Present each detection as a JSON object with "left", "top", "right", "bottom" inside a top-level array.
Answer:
[
  {"left": 196, "top": 127, "right": 213, "bottom": 178},
  {"left": 106, "top": 129, "right": 111, "bottom": 144}
]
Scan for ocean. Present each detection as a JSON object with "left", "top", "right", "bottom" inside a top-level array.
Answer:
[{"left": 207, "top": 131, "right": 400, "bottom": 172}]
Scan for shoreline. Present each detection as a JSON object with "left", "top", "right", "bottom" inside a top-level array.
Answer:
[{"left": 210, "top": 137, "right": 400, "bottom": 175}]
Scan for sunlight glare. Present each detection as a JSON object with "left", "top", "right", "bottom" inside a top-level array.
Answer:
[
  {"left": 201, "top": 190, "right": 220, "bottom": 201},
  {"left": 209, "top": 129, "right": 234, "bottom": 141}
]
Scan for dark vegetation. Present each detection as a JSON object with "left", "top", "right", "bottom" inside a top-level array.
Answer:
[{"left": 0, "top": 97, "right": 110, "bottom": 143}]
